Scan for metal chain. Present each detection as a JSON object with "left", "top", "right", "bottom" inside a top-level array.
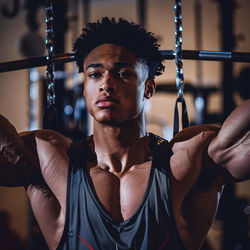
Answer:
[
  {"left": 173, "top": 0, "right": 189, "bottom": 136},
  {"left": 174, "top": 0, "right": 184, "bottom": 100},
  {"left": 45, "top": 0, "right": 55, "bottom": 107}
]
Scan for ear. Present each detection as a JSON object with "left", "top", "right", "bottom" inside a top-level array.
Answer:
[{"left": 144, "top": 79, "right": 156, "bottom": 99}]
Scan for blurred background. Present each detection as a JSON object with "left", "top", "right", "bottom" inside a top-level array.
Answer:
[{"left": 0, "top": 0, "right": 250, "bottom": 249}]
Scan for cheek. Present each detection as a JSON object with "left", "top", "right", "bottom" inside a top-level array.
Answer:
[
  {"left": 122, "top": 86, "right": 138, "bottom": 105},
  {"left": 84, "top": 80, "right": 98, "bottom": 98},
  {"left": 84, "top": 83, "right": 96, "bottom": 110},
  {"left": 124, "top": 84, "right": 145, "bottom": 112}
]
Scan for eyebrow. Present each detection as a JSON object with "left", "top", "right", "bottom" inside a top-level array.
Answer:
[
  {"left": 85, "top": 63, "right": 104, "bottom": 70},
  {"left": 114, "top": 62, "right": 134, "bottom": 68},
  {"left": 85, "top": 62, "right": 134, "bottom": 71}
]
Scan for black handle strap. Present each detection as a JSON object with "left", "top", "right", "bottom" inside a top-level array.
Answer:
[
  {"left": 42, "top": 105, "right": 59, "bottom": 131},
  {"left": 173, "top": 97, "right": 189, "bottom": 136}
]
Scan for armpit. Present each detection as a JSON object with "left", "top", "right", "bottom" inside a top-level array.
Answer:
[{"left": 26, "top": 172, "right": 54, "bottom": 198}]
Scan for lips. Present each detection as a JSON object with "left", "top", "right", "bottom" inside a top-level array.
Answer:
[{"left": 95, "top": 96, "right": 119, "bottom": 107}]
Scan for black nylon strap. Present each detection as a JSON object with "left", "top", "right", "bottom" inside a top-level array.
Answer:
[
  {"left": 42, "top": 105, "right": 59, "bottom": 131},
  {"left": 173, "top": 97, "right": 189, "bottom": 136}
]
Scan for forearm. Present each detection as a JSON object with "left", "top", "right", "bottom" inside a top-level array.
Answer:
[
  {"left": 214, "top": 100, "right": 250, "bottom": 146},
  {"left": 208, "top": 100, "right": 250, "bottom": 180},
  {"left": 0, "top": 114, "right": 38, "bottom": 186}
]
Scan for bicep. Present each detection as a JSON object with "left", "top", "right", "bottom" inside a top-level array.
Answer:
[
  {"left": 170, "top": 128, "right": 222, "bottom": 205},
  {"left": 34, "top": 130, "right": 71, "bottom": 213}
]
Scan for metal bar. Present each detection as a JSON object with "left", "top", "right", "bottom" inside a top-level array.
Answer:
[
  {"left": 194, "top": 0, "right": 203, "bottom": 86},
  {"left": 182, "top": 50, "right": 250, "bottom": 62},
  {"left": 0, "top": 52, "right": 75, "bottom": 73},
  {"left": 1, "top": 50, "right": 250, "bottom": 73},
  {"left": 83, "top": 0, "right": 90, "bottom": 25},
  {"left": 137, "top": 0, "right": 146, "bottom": 28}
]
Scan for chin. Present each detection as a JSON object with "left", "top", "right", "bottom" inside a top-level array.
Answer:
[
  {"left": 94, "top": 114, "right": 120, "bottom": 126},
  {"left": 93, "top": 109, "right": 141, "bottom": 127},
  {"left": 95, "top": 114, "right": 135, "bottom": 127}
]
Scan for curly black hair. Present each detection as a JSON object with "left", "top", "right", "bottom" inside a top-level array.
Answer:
[{"left": 73, "top": 17, "right": 165, "bottom": 80}]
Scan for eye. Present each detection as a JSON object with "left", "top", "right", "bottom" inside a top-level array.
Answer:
[
  {"left": 88, "top": 72, "right": 102, "bottom": 79},
  {"left": 118, "top": 71, "right": 131, "bottom": 79}
]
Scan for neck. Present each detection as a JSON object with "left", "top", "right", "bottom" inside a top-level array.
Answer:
[{"left": 92, "top": 115, "right": 151, "bottom": 175}]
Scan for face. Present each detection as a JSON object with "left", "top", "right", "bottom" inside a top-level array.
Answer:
[{"left": 83, "top": 44, "right": 155, "bottom": 126}]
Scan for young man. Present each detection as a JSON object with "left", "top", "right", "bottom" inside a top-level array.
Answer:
[{"left": 0, "top": 17, "right": 249, "bottom": 250}]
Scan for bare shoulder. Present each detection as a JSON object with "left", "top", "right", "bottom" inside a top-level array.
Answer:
[
  {"left": 20, "top": 129, "right": 71, "bottom": 174},
  {"left": 34, "top": 129, "right": 71, "bottom": 150},
  {"left": 26, "top": 129, "right": 71, "bottom": 209},
  {"left": 170, "top": 125, "right": 220, "bottom": 164},
  {"left": 170, "top": 125, "right": 220, "bottom": 165},
  {"left": 19, "top": 129, "right": 70, "bottom": 153},
  {"left": 169, "top": 125, "right": 221, "bottom": 203},
  {"left": 34, "top": 129, "right": 71, "bottom": 184},
  {"left": 170, "top": 124, "right": 220, "bottom": 148}
]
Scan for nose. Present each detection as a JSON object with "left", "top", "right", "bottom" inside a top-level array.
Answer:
[{"left": 99, "top": 70, "right": 116, "bottom": 93}]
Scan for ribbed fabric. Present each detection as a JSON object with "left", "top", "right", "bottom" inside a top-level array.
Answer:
[{"left": 56, "top": 134, "right": 186, "bottom": 250}]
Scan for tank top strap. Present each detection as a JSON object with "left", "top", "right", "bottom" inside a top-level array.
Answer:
[
  {"left": 147, "top": 132, "right": 173, "bottom": 174},
  {"left": 67, "top": 138, "right": 89, "bottom": 171}
]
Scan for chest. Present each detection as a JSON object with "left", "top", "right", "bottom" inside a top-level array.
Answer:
[{"left": 86, "top": 161, "right": 152, "bottom": 222}]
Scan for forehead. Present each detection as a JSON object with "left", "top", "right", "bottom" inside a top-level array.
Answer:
[{"left": 83, "top": 44, "right": 139, "bottom": 69}]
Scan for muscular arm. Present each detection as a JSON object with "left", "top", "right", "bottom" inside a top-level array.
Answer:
[
  {"left": 208, "top": 100, "right": 250, "bottom": 181},
  {"left": 0, "top": 114, "right": 71, "bottom": 249}
]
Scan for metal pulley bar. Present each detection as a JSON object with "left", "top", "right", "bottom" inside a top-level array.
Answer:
[
  {"left": 1, "top": 50, "right": 250, "bottom": 73},
  {"left": 160, "top": 50, "right": 250, "bottom": 62},
  {"left": 0, "top": 52, "right": 75, "bottom": 73}
]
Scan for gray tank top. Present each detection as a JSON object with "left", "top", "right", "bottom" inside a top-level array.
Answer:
[{"left": 56, "top": 133, "right": 186, "bottom": 250}]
